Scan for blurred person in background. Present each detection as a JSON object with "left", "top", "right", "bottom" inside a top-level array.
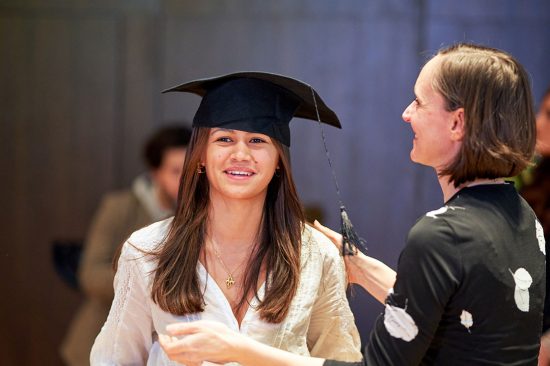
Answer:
[
  {"left": 60, "top": 125, "right": 192, "bottom": 366},
  {"left": 520, "top": 87, "right": 550, "bottom": 366}
]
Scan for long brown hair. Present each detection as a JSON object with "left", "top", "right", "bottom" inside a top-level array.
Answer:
[
  {"left": 150, "top": 127, "right": 304, "bottom": 323},
  {"left": 433, "top": 43, "right": 536, "bottom": 187}
]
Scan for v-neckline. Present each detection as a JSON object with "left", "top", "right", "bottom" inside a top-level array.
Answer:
[{"left": 197, "top": 261, "right": 266, "bottom": 330}]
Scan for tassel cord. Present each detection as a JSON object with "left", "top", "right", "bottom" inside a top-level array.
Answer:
[{"left": 309, "top": 87, "right": 368, "bottom": 256}]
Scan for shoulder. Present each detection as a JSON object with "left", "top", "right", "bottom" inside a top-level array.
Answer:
[
  {"left": 408, "top": 205, "right": 462, "bottom": 249},
  {"left": 302, "top": 224, "right": 341, "bottom": 263},
  {"left": 122, "top": 217, "right": 173, "bottom": 256},
  {"left": 300, "top": 225, "right": 349, "bottom": 290},
  {"left": 402, "top": 206, "right": 465, "bottom": 269},
  {"left": 95, "top": 189, "right": 141, "bottom": 218},
  {"left": 101, "top": 188, "right": 138, "bottom": 206},
  {"left": 393, "top": 208, "right": 465, "bottom": 296}
]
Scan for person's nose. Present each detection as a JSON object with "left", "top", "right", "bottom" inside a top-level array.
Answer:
[
  {"left": 402, "top": 101, "right": 414, "bottom": 123},
  {"left": 231, "top": 141, "right": 252, "bottom": 161}
]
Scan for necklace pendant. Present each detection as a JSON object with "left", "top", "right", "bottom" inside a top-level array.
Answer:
[{"left": 225, "top": 274, "right": 235, "bottom": 289}]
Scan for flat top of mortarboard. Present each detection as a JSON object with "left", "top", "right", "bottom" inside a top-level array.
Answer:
[{"left": 162, "top": 71, "right": 341, "bottom": 130}]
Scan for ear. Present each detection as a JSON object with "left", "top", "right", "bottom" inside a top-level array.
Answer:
[{"left": 450, "top": 107, "right": 465, "bottom": 141}]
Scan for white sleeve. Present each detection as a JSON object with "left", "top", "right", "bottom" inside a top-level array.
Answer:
[
  {"left": 90, "top": 242, "right": 154, "bottom": 365},
  {"left": 307, "top": 238, "right": 363, "bottom": 362}
]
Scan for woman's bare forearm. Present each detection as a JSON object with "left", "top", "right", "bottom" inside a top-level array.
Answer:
[
  {"left": 235, "top": 335, "right": 325, "bottom": 366},
  {"left": 311, "top": 221, "right": 396, "bottom": 304},
  {"left": 346, "top": 252, "right": 396, "bottom": 303}
]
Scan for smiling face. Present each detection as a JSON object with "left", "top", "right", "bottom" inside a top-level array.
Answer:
[
  {"left": 202, "top": 128, "right": 280, "bottom": 203},
  {"left": 401, "top": 56, "right": 464, "bottom": 172}
]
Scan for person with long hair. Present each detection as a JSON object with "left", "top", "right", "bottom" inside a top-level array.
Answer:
[
  {"left": 159, "top": 43, "right": 545, "bottom": 366},
  {"left": 90, "top": 73, "right": 362, "bottom": 365}
]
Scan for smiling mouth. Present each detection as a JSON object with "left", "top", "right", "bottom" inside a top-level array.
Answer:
[{"left": 225, "top": 170, "right": 255, "bottom": 177}]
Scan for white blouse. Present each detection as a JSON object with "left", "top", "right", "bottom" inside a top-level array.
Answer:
[{"left": 91, "top": 218, "right": 362, "bottom": 365}]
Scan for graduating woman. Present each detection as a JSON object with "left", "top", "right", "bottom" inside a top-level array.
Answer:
[
  {"left": 90, "top": 73, "right": 362, "bottom": 365},
  {"left": 159, "top": 43, "right": 545, "bottom": 366}
]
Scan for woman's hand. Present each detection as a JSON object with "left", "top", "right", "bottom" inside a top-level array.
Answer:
[
  {"left": 160, "top": 320, "right": 325, "bottom": 366},
  {"left": 313, "top": 220, "right": 397, "bottom": 304},
  {"left": 159, "top": 320, "right": 243, "bottom": 366},
  {"left": 313, "top": 220, "right": 366, "bottom": 284}
]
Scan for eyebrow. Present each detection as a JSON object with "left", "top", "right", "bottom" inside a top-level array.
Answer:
[
  {"left": 413, "top": 86, "right": 423, "bottom": 102},
  {"left": 210, "top": 128, "right": 234, "bottom": 135}
]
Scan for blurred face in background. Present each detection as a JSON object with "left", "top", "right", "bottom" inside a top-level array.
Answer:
[
  {"left": 153, "top": 147, "right": 187, "bottom": 204},
  {"left": 536, "top": 93, "right": 550, "bottom": 156}
]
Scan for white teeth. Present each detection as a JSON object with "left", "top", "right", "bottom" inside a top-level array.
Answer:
[{"left": 226, "top": 170, "right": 253, "bottom": 176}]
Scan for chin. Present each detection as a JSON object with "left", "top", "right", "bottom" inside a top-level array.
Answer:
[
  {"left": 409, "top": 150, "right": 418, "bottom": 163},
  {"left": 409, "top": 153, "right": 431, "bottom": 167},
  {"left": 220, "top": 190, "right": 264, "bottom": 201}
]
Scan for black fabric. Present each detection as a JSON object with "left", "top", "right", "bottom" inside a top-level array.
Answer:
[
  {"left": 192, "top": 78, "right": 299, "bottom": 145},
  {"left": 51, "top": 239, "right": 83, "bottom": 290},
  {"left": 326, "top": 184, "right": 545, "bottom": 366},
  {"left": 521, "top": 157, "right": 550, "bottom": 333},
  {"left": 162, "top": 71, "right": 341, "bottom": 146}
]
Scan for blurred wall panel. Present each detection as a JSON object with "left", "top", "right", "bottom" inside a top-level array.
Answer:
[{"left": 0, "top": 3, "right": 136, "bottom": 365}]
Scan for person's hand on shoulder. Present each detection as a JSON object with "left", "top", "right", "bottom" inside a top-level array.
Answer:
[{"left": 313, "top": 220, "right": 396, "bottom": 303}]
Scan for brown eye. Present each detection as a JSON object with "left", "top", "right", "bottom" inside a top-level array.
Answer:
[{"left": 216, "top": 137, "right": 232, "bottom": 143}]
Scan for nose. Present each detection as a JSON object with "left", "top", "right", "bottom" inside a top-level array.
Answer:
[
  {"left": 231, "top": 141, "right": 252, "bottom": 161},
  {"left": 402, "top": 101, "right": 414, "bottom": 123}
]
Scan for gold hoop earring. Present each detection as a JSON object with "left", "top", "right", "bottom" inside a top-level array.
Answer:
[{"left": 197, "top": 164, "right": 206, "bottom": 174}]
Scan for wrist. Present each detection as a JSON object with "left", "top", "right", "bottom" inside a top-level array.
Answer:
[
  {"left": 230, "top": 332, "right": 256, "bottom": 364},
  {"left": 344, "top": 252, "right": 367, "bottom": 283}
]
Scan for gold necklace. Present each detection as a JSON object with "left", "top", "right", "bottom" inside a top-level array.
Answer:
[{"left": 210, "top": 239, "right": 248, "bottom": 289}]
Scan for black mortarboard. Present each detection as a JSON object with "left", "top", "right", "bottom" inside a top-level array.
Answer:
[{"left": 162, "top": 71, "right": 341, "bottom": 146}]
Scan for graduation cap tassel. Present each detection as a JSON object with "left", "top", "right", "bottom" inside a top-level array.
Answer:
[
  {"left": 309, "top": 87, "right": 368, "bottom": 256},
  {"left": 340, "top": 206, "right": 367, "bottom": 255}
]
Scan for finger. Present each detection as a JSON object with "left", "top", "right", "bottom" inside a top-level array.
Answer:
[
  {"left": 166, "top": 322, "right": 203, "bottom": 336},
  {"left": 159, "top": 339, "right": 181, "bottom": 354},
  {"left": 158, "top": 334, "right": 180, "bottom": 352},
  {"left": 158, "top": 334, "right": 171, "bottom": 347},
  {"left": 313, "top": 220, "right": 343, "bottom": 243},
  {"left": 172, "top": 350, "right": 210, "bottom": 366},
  {"left": 159, "top": 333, "right": 178, "bottom": 342},
  {"left": 164, "top": 351, "right": 198, "bottom": 366}
]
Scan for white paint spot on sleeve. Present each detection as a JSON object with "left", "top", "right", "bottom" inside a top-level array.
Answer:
[
  {"left": 426, "top": 206, "right": 448, "bottom": 218},
  {"left": 510, "top": 268, "right": 533, "bottom": 312},
  {"left": 383, "top": 303, "right": 418, "bottom": 342},
  {"left": 426, "top": 205, "right": 465, "bottom": 219},
  {"left": 536, "top": 219, "right": 546, "bottom": 255},
  {"left": 460, "top": 310, "right": 473, "bottom": 332}
]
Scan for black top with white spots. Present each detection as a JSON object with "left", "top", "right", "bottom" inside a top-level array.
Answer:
[{"left": 326, "top": 183, "right": 545, "bottom": 365}]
